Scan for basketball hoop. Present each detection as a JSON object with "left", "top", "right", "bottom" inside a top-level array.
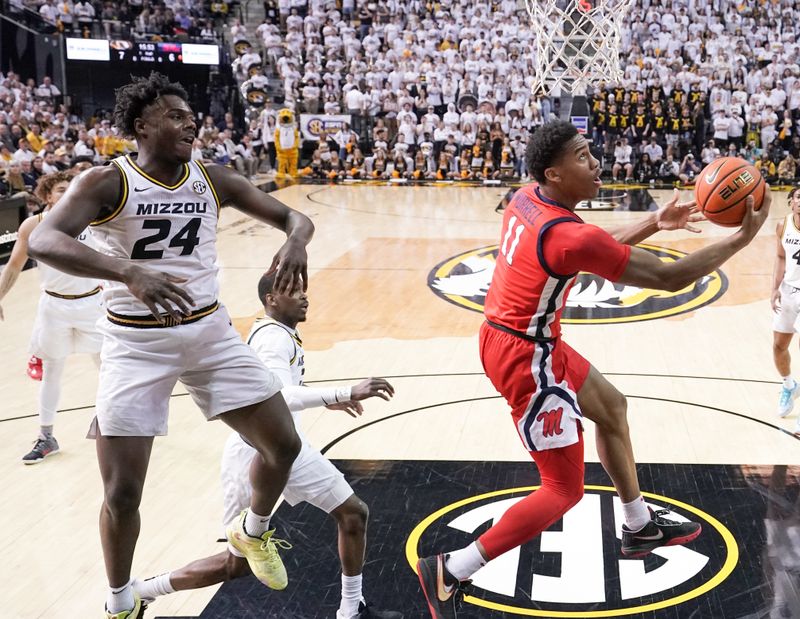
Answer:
[{"left": 525, "top": 0, "right": 634, "bottom": 95}]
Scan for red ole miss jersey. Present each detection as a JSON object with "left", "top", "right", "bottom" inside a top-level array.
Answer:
[
  {"left": 481, "top": 184, "right": 631, "bottom": 451},
  {"left": 485, "top": 184, "right": 631, "bottom": 341}
]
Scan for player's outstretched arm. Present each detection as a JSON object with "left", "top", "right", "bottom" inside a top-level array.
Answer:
[
  {"left": 617, "top": 191, "right": 771, "bottom": 292},
  {"left": 0, "top": 215, "right": 39, "bottom": 320},
  {"left": 28, "top": 166, "right": 195, "bottom": 323},
  {"left": 202, "top": 164, "right": 314, "bottom": 294},
  {"left": 608, "top": 188, "right": 704, "bottom": 246}
]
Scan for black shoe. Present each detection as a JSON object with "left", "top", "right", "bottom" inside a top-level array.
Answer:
[
  {"left": 416, "top": 554, "right": 470, "bottom": 618},
  {"left": 621, "top": 508, "right": 702, "bottom": 558},
  {"left": 21, "top": 435, "right": 60, "bottom": 464},
  {"left": 352, "top": 601, "right": 403, "bottom": 618}
]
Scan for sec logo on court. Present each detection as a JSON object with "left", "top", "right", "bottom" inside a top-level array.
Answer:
[
  {"left": 428, "top": 244, "right": 728, "bottom": 323},
  {"left": 407, "top": 486, "right": 738, "bottom": 617}
]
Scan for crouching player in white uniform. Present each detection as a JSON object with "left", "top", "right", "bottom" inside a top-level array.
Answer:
[
  {"left": 0, "top": 170, "right": 104, "bottom": 463},
  {"left": 134, "top": 272, "right": 402, "bottom": 619}
]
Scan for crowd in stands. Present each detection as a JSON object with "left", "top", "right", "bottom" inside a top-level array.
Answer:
[
  {"left": 9, "top": 0, "right": 232, "bottom": 40},
  {"left": 225, "top": 0, "right": 800, "bottom": 184},
  {"left": 5, "top": 0, "right": 800, "bottom": 190}
]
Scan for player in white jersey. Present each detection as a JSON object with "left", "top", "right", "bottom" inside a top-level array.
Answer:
[
  {"left": 0, "top": 170, "right": 104, "bottom": 463},
  {"left": 27, "top": 72, "right": 315, "bottom": 619},
  {"left": 133, "top": 271, "right": 401, "bottom": 619},
  {"left": 771, "top": 186, "right": 800, "bottom": 428}
]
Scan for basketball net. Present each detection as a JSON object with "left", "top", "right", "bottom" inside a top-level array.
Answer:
[{"left": 525, "top": 0, "right": 634, "bottom": 95}]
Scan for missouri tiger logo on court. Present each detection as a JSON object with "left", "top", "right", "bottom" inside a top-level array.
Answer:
[
  {"left": 428, "top": 244, "right": 728, "bottom": 323},
  {"left": 407, "top": 486, "right": 738, "bottom": 616}
]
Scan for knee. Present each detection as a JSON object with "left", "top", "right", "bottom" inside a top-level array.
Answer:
[
  {"left": 104, "top": 482, "right": 144, "bottom": 516},
  {"left": 335, "top": 498, "right": 369, "bottom": 536},
  {"left": 563, "top": 483, "right": 584, "bottom": 511}
]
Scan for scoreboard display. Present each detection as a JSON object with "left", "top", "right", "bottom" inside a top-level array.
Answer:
[
  {"left": 110, "top": 41, "right": 183, "bottom": 64},
  {"left": 66, "top": 38, "right": 219, "bottom": 65}
]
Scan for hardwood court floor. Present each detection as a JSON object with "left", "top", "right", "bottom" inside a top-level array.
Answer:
[{"left": 1, "top": 183, "right": 798, "bottom": 618}]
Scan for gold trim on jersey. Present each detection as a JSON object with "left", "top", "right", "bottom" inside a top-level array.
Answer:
[
  {"left": 127, "top": 155, "right": 190, "bottom": 190},
  {"left": 45, "top": 286, "right": 102, "bottom": 300},
  {"left": 195, "top": 161, "right": 221, "bottom": 216},
  {"left": 91, "top": 159, "right": 128, "bottom": 226},
  {"left": 107, "top": 301, "right": 219, "bottom": 328}
]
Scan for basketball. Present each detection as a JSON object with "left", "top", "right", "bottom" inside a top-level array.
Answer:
[{"left": 694, "top": 157, "right": 766, "bottom": 227}]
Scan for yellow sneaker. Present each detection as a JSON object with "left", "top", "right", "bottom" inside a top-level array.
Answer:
[
  {"left": 105, "top": 592, "right": 142, "bottom": 618},
  {"left": 226, "top": 510, "right": 292, "bottom": 590}
]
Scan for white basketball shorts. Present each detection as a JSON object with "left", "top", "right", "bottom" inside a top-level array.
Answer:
[
  {"left": 94, "top": 304, "right": 281, "bottom": 436},
  {"left": 29, "top": 291, "right": 104, "bottom": 359},
  {"left": 773, "top": 282, "right": 800, "bottom": 334},
  {"left": 221, "top": 432, "right": 353, "bottom": 554}
]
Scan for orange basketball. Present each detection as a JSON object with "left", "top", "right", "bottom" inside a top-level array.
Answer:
[{"left": 694, "top": 156, "right": 766, "bottom": 227}]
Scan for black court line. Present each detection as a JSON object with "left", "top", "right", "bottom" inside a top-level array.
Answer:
[
  {"left": 305, "top": 186, "right": 504, "bottom": 223},
  {"left": 317, "top": 393, "right": 800, "bottom": 455},
  {"left": 3, "top": 372, "right": 797, "bottom": 444}
]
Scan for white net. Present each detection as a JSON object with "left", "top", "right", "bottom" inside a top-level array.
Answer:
[{"left": 524, "top": 0, "right": 634, "bottom": 95}]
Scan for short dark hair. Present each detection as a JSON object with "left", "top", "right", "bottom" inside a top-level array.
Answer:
[
  {"left": 113, "top": 72, "right": 189, "bottom": 137},
  {"left": 257, "top": 271, "right": 277, "bottom": 304},
  {"left": 789, "top": 186, "right": 800, "bottom": 201},
  {"left": 525, "top": 121, "right": 579, "bottom": 184}
]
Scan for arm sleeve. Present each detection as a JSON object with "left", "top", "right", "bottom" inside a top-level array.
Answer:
[
  {"left": 248, "top": 326, "right": 352, "bottom": 412},
  {"left": 541, "top": 221, "right": 632, "bottom": 282}
]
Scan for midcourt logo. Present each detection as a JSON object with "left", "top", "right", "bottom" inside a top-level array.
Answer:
[
  {"left": 406, "top": 487, "right": 738, "bottom": 616},
  {"left": 427, "top": 244, "right": 728, "bottom": 323}
]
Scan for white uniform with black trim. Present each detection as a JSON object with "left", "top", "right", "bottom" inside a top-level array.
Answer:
[
  {"left": 221, "top": 318, "right": 353, "bottom": 540},
  {"left": 91, "top": 155, "right": 280, "bottom": 436},
  {"left": 29, "top": 212, "right": 104, "bottom": 359},
  {"left": 774, "top": 213, "right": 800, "bottom": 333}
]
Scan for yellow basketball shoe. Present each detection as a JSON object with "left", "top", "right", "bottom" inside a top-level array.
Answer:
[
  {"left": 105, "top": 592, "right": 142, "bottom": 618},
  {"left": 226, "top": 510, "right": 292, "bottom": 590}
]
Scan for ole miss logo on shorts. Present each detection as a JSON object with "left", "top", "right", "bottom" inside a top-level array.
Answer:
[{"left": 428, "top": 244, "right": 728, "bottom": 324}]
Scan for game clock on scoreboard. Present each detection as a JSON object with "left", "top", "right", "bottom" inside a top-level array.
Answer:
[{"left": 111, "top": 41, "right": 183, "bottom": 64}]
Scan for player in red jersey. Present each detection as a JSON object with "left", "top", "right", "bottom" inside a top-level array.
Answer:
[{"left": 417, "top": 120, "right": 771, "bottom": 618}]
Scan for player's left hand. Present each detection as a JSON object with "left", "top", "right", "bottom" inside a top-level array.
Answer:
[
  {"left": 326, "top": 400, "right": 364, "bottom": 418},
  {"left": 267, "top": 238, "right": 308, "bottom": 295},
  {"left": 656, "top": 188, "right": 704, "bottom": 234}
]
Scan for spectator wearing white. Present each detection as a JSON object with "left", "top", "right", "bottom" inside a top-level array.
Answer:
[
  {"left": 56, "top": 0, "right": 75, "bottom": 32},
  {"left": 727, "top": 108, "right": 745, "bottom": 149},
  {"left": 701, "top": 140, "right": 721, "bottom": 165},
  {"left": 658, "top": 153, "right": 680, "bottom": 182},
  {"left": 12, "top": 138, "right": 35, "bottom": 163},
  {"left": 34, "top": 77, "right": 60, "bottom": 100},
  {"left": 333, "top": 124, "right": 357, "bottom": 159},
  {"left": 460, "top": 104, "right": 476, "bottom": 133},
  {"left": 74, "top": 0, "right": 95, "bottom": 30},
  {"left": 761, "top": 106, "right": 779, "bottom": 150},
  {"left": 643, "top": 136, "right": 663, "bottom": 164},
  {"left": 397, "top": 118, "right": 416, "bottom": 152},
  {"left": 38, "top": 0, "right": 58, "bottom": 25},
  {"left": 712, "top": 110, "right": 731, "bottom": 149},
  {"left": 611, "top": 137, "right": 634, "bottom": 182}
]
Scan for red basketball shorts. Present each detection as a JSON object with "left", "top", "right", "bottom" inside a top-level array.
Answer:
[{"left": 479, "top": 321, "right": 590, "bottom": 452}]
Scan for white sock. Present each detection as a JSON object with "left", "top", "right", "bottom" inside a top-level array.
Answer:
[
  {"left": 622, "top": 496, "right": 651, "bottom": 532},
  {"left": 782, "top": 375, "right": 795, "bottom": 389},
  {"left": 135, "top": 573, "right": 175, "bottom": 600},
  {"left": 444, "top": 542, "right": 486, "bottom": 581},
  {"left": 339, "top": 573, "right": 362, "bottom": 617},
  {"left": 243, "top": 508, "right": 271, "bottom": 538},
  {"left": 107, "top": 580, "right": 135, "bottom": 614}
]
